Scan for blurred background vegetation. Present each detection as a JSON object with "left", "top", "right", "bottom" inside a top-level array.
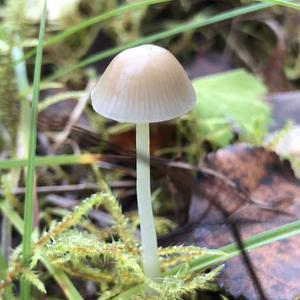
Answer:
[
  {"left": 1, "top": 0, "right": 300, "bottom": 299},
  {"left": 1, "top": 0, "right": 299, "bottom": 158}
]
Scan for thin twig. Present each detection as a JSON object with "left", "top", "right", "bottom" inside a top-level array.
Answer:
[
  {"left": 52, "top": 80, "right": 95, "bottom": 152},
  {"left": 0, "top": 181, "right": 135, "bottom": 195}
]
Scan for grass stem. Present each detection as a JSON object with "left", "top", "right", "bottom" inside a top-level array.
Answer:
[{"left": 20, "top": 1, "right": 47, "bottom": 299}]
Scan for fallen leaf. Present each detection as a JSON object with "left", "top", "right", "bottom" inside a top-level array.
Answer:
[
  {"left": 265, "top": 125, "right": 300, "bottom": 178},
  {"left": 163, "top": 144, "right": 300, "bottom": 300},
  {"left": 109, "top": 123, "right": 177, "bottom": 154}
]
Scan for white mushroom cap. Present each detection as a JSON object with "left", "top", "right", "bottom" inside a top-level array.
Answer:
[{"left": 91, "top": 44, "right": 196, "bottom": 123}]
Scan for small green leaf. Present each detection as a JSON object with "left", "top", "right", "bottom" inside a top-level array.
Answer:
[
  {"left": 192, "top": 69, "right": 271, "bottom": 146},
  {"left": 22, "top": 270, "right": 46, "bottom": 294},
  {"left": 257, "top": 0, "right": 300, "bottom": 10}
]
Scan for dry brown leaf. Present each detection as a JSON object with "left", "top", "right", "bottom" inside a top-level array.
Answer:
[{"left": 164, "top": 143, "right": 300, "bottom": 300}]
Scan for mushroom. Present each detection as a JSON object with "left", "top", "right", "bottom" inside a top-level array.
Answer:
[{"left": 91, "top": 44, "right": 196, "bottom": 283}]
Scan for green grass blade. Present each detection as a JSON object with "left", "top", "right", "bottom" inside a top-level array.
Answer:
[
  {"left": 257, "top": 0, "right": 300, "bottom": 10},
  {"left": 0, "top": 200, "right": 24, "bottom": 235},
  {"left": 12, "top": 37, "right": 30, "bottom": 93},
  {"left": 40, "top": 256, "right": 84, "bottom": 300},
  {"left": 114, "top": 219, "right": 300, "bottom": 299},
  {"left": 38, "top": 91, "right": 83, "bottom": 112},
  {"left": 0, "top": 154, "right": 101, "bottom": 170},
  {"left": 0, "top": 249, "right": 6, "bottom": 280},
  {"left": 19, "top": 0, "right": 170, "bottom": 63},
  {"left": 21, "top": 1, "right": 47, "bottom": 299},
  {"left": 188, "top": 218, "right": 300, "bottom": 272},
  {"left": 12, "top": 36, "right": 31, "bottom": 150},
  {"left": 46, "top": 2, "right": 274, "bottom": 81}
]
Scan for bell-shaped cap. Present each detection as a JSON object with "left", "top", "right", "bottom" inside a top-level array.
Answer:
[{"left": 91, "top": 44, "right": 196, "bottom": 123}]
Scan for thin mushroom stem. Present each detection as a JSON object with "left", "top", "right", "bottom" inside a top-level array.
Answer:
[{"left": 136, "top": 123, "right": 160, "bottom": 283}]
